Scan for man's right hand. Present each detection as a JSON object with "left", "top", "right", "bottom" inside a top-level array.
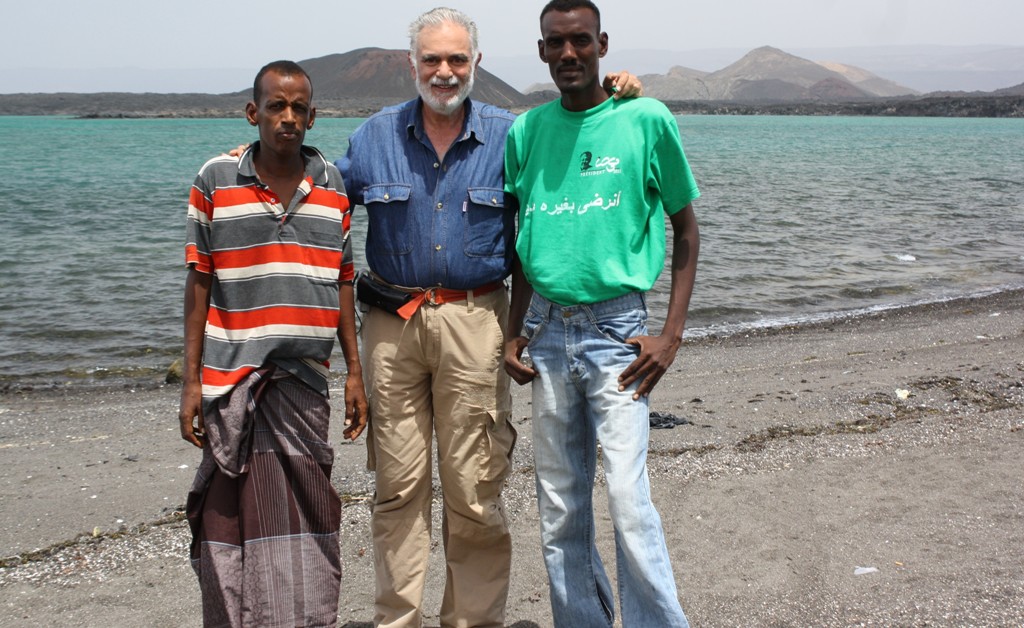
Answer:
[
  {"left": 503, "top": 336, "right": 537, "bottom": 385},
  {"left": 178, "top": 380, "right": 206, "bottom": 448}
]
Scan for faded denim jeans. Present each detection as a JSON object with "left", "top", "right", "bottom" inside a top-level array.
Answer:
[{"left": 522, "top": 292, "right": 689, "bottom": 628}]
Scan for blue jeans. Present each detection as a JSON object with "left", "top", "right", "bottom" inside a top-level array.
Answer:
[{"left": 522, "top": 292, "right": 689, "bottom": 628}]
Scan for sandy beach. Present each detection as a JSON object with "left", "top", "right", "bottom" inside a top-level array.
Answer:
[{"left": 1, "top": 289, "right": 1022, "bottom": 627}]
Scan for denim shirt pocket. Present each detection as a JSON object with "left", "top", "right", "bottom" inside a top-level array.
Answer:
[
  {"left": 463, "top": 187, "right": 509, "bottom": 258},
  {"left": 363, "top": 183, "right": 413, "bottom": 255}
]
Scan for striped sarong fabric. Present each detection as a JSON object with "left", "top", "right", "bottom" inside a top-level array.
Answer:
[{"left": 186, "top": 370, "right": 342, "bottom": 627}]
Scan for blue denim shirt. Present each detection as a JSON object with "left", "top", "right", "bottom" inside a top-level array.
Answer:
[{"left": 336, "top": 98, "right": 516, "bottom": 290}]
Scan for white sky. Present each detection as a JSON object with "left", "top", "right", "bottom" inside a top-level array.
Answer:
[{"left": 4, "top": 0, "right": 1023, "bottom": 93}]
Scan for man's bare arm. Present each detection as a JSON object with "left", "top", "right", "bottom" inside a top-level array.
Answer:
[
  {"left": 178, "top": 268, "right": 212, "bottom": 448},
  {"left": 503, "top": 255, "right": 537, "bottom": 385},
  {"left": 337, "top": 281, "right": 368, "bottom": 440},
  {"left": 619, "top": 204, "right": 699, "bottom": 399}
]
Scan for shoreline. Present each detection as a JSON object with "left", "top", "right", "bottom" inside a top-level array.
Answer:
[
  {"left": 4, "top": 286, "right": 1022, "bottom": 396},
  {"left": 2, "top": 93, "right": 1023, "bottom": 119},
  {"left": 1, "top": 288, "right": 1022, "bottom": 626}
]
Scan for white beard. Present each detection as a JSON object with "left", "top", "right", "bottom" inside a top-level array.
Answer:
[{"left": 416, "top": 65, "right": 475, "bottom": 116}]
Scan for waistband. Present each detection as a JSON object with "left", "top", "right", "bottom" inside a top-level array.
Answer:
[{"left": 529, "top": 291, "right": 646, "bottom": 319}]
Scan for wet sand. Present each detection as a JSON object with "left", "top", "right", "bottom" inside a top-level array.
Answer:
[{"left": 1, "top": 290, "right": 1022, "bottom": 627}]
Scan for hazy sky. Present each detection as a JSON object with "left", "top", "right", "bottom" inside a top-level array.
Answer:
[{"left": 4, "top": 0, "right": 1023, "bottom": 93}]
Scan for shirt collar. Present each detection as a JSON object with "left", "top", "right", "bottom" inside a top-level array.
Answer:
[
  {"left": 404, "top": 97, "right": 486, "bottom": 147},
  {"left": 237, "top": 142, "right": 331, "bottom": 185}
]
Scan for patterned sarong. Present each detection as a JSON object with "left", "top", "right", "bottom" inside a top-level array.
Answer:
[{"left": 186, "top": 369, "right": 342, "bottom": 627}]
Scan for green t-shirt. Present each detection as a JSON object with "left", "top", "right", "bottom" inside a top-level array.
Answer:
[{"left": 504, "top": 96, "right": 700, "bottom": 305}]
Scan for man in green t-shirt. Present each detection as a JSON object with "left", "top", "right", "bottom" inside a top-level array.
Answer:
[{"left": 502, "top": 1, "right": 700, "bottom": 626}]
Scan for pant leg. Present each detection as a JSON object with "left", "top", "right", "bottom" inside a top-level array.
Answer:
[
  {"left": 524, "top": 296, "right": 616, "bottom": 628},
  {"left": 362, "top": 306, "right": 435, "bottom": 628},
  {"left": 428, "top": 289, "right": 516, "bottom": 628},
  {"left": 579, "top": 295, "right": 690, "bottom": 628}
]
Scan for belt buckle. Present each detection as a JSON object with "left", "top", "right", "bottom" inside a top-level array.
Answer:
[{"left": 424, "top": 287, "right": 439, "bottom": 305}]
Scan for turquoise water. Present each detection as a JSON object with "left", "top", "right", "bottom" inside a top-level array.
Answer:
[{"left": 1, "top": 115, "right": 1022, "bottom": 388}]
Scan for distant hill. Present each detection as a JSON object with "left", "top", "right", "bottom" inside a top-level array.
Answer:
[
  {"left": 816, "top": 61, "right": 919, "bottom": 98},
  {"left": 532, "top": 47, "right": 919, "bottom": 103},
  {"left": 792, "top": 45, "right": 1024, "bottom": 93},
  {"left": 707, "top": 46, "right": 860, "bottom": 99},
  {"left": 628, "top": 47, "right": 916, "bottom": 102},
  {"left": 994, "top": 82, "right": 1024, "bottom": 96}
]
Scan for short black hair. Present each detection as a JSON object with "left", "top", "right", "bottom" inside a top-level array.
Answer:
[
  {"left": 540, "top": 0, "right": 601, "bottom": 32},
  {"left": 252, "top": 60, "right": 313, "bottom": 104}
]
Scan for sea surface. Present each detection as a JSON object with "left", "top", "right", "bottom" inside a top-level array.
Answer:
[{"left": 1, "top": 114, "right": 1022, "bottom": 389}]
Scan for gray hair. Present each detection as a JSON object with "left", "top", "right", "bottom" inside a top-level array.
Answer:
[{"left": 409, "top": 7, "right": 479, "bottom": 58}]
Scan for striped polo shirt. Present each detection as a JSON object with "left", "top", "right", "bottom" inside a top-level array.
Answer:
[{"left": 185, "top": 143, "right": 354, "bottom": 406}]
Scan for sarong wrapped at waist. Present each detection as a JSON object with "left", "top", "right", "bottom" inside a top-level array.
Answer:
[{"left": 186, "top": 368, "right": 342, "bottom": 628}]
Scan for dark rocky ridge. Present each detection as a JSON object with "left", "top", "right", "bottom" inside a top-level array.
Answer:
[{"left": 661, "top": 94, "right": 1024, "bottom": 117}]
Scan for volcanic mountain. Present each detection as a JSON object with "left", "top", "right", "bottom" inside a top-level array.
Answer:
[
  {"left": 296, "top": 47, "right": 529, "bottom": 108},
  {"left": 628, "top": 46, "right": 919, "bottom": 102}
]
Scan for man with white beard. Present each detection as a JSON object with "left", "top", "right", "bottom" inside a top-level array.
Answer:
[{"left": 337, "top": 7, "right": 640, "bottom": 627}]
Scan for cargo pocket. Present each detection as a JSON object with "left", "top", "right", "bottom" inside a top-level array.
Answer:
[
  {"left": 479, "top": 409, "right": 517, "bottom": 483},
  {"left": 365, "top": 416, "right": 377, "bottom": 472}
]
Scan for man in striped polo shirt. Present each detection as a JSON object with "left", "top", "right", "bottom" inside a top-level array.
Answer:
[{"left": 179, "top": 60, "right": 367, "bottom": 627}]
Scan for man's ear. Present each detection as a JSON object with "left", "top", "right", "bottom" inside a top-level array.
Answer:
[
  {"left": 245, "top": 101, "right": 258, "bottom": 126},
  {"left": 407, "top": 52, "right": 417, "bottom": 79},
  {"left": 475, "top": 52, "right": 482, "bottom": 70},
  {"left": 307, "top": 107, "right": 316, "bottom": 130},
  {"left": 598, "top": 32, "right": 608, "bottom": 58},
  {"left": 537, "top": 39, "right": 547, "bottom": 63}
]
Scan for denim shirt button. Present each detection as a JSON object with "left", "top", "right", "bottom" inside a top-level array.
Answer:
[
  {"left": 383, "top": 193, "right": 390, "bottom": 200},
  {"left": 437, "top": 202, "right": 443, "bottom": 209},
  {"left": 435, "top": 244, "right": 442, "bottom": 251},
  {"left": 433, "top": 162, "right": 440, "bottom": 169}
]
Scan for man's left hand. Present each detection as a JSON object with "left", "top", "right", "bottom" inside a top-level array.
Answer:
[{"left": 618, "top": 334, "right": 682, "bottom": 400}]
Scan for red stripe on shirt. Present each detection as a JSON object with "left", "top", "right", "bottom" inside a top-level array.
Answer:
[{"left": 208, "top": 305, "right": 339, "bottom": 331}]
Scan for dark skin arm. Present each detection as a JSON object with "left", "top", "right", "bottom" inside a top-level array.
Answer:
[
  {"left": 337, "top": 280, "right": 368, "bottom": 440},
  {"left": 178, "top": 267, "right": 212, "bottom": 448},
  {"left": 503, "top": 254, "right": 537, "bottom": 385},
  {"left": 618, "top": 203, "right": 699, "bottom": 399}
]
